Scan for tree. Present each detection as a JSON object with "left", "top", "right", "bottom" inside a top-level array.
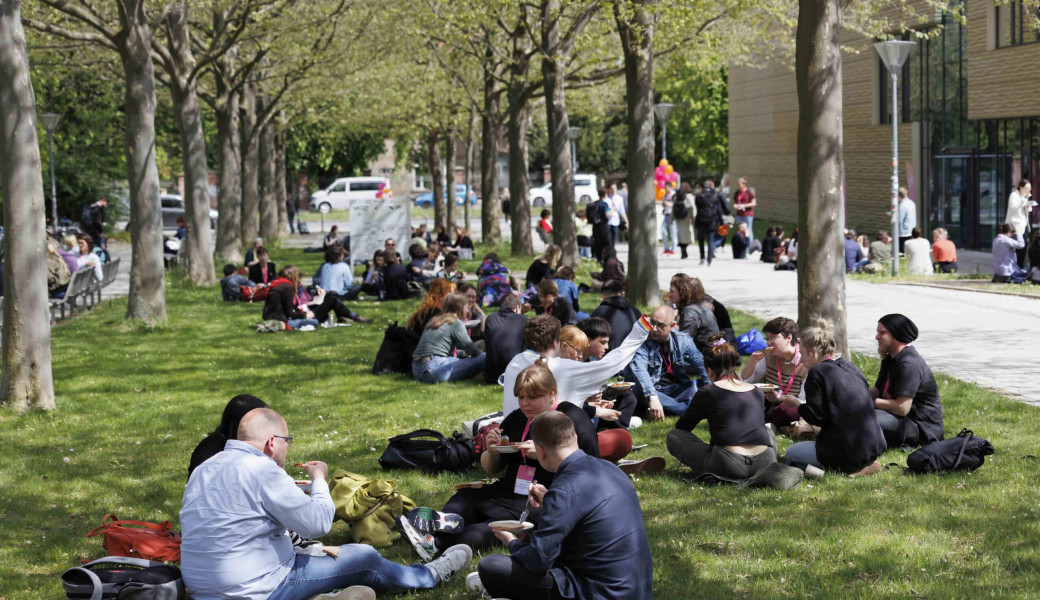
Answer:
[
  {"left": 445, "top": 123, "right": 458, "bottom": 230},
  {"left": 0, "top": 0, "right": 56, "bottom": 412},
  {"left": 425, "top": 127, "right": 446, "bottom": 231}
]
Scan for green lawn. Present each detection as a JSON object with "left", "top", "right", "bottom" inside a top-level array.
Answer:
[{"left": 2, "top": 246, "right": 1039, "bottom": 599}]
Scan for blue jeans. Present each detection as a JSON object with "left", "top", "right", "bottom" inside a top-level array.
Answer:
[
  {"left": 655, "top": 381, "right": 697, "bottom": 415},
  {"left": 849, "top": 258, "right": 870, "bottom": 273},
  {"left": 412, "top": 354, "right": 487, "bottom": 383},
  {"left": 266, "top": 545, "right": 436, "bottom": 600},
  {"left": 609, "top": 224, "right": 620, "bottom": 247},
  {"left": 661, "top": 213, "right": 675, "bottom": 252},
  {"left": 287, "top": 318, "right": 320, "bottom": 329},
  {"left": 736, "top": 215, "right": 753, "bottom": 240},
  {"left": 874, "top": 409, "right": 902, "bottom": 434},
  {"left": 579, "top": 245, "right": 592, "bottom": 258},
  {"left": 784, "top": 441, "right": 824, "bottom": 470}
]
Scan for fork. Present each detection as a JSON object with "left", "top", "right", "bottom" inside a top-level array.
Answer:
[{"left": 518, "top": 480, "right": 536, "bottom": 524}]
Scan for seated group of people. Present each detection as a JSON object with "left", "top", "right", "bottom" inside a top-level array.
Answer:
[{"left": 45, "top": 233, "right": 109, "bottom": 298}]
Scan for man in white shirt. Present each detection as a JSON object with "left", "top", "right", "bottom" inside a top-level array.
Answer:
[
  {"left": 180, "top": 408, "right": 470, "bottom": 600},
  {"left": 896, "top": 187, "right": 916, "bottom": 253},
  {"left": 605, "top": 183, "right": 628, "bottom": 247}
]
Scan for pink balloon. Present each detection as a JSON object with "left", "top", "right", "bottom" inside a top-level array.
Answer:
[
  {"left": 655, "top": 166, "right": 665, "bottom": 178},
  {"left": 668, "top": 172, "right": 679, "bottom": 182}
]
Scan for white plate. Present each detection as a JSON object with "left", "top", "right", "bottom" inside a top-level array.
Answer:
[
  {"left": 489, "top": 520, "right": 534, "bottom": 532},
  {"left": 754, "top": 383, "right": 780, "bottom": 392},
  {"left": 607, "top": 382, "right": 635, "bottom": 391},
  {"left": 295, "top": 481, "right": 312, "bottom": 494},
  {"left": 492, "top": 444, "right": 521, "bottom": 454}
]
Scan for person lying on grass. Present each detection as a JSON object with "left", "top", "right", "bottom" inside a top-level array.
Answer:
[
  {"left": 262, "top": 265, "right": 372, "bottom": 330},
  {"left": 424, "top": 363, "right": 600, "bottom": 554},
  {"left": 181, "top": 408, "right": 471, "bottom": 600},
  {"left": 781, "top": 319, "right": 887, "bottom": 478},
  {"left": 411, "top": 292, "right": 486, "bottom": 384},
  {"left": 667, "top": 334, "right": 778, "bottom": 481},
  {"left": 469, "top": 410, "right": 652, "bottom": 600}
]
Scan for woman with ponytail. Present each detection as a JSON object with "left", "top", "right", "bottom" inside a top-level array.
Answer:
[
  {"left": 666, "top": 334, "right": 776, "bottom": 480},
  {"left": 780, "top": 320, "right": 887, "bottom": 477}
]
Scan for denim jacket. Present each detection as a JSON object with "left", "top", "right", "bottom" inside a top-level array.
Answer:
[{"left": 622, "top": 330, "right": 708, "bottom": 398}]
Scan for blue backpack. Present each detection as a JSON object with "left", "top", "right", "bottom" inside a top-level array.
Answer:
[{"left": 736, "top": 328, "right": 768, "bottom": 355}]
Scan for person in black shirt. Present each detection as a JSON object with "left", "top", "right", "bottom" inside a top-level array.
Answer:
[
  {"left": 526, "top": 279, "right": 576, "bottom": 325},
  {"left": 782, "top": 320, "right": 887, "bottom": 476},
  {"left": 247, "top": 247, "right": 277, "bottom": 285},
  {"left": 187, "top": 394, "right": 267, "bottom": 478},
  {"left": 870, "top": 313, "right": 943, "bottom": 448},
  {"left": 378, "top": 251, "right": 410, "bottom": 300},
  {"left": 667, "top": 334, "right": 776, "bottom": 480},
  {"left": 524, "top": 244, "right": 561, "bottom": 290},
  {"left": 483, "top": 294, "right": 527, "bottom": 384},
  {"left": 434, "top": 363, "right": 599, "bottom": 552},
  {"left": 761, "top": 227, "right": 781, "bottom": 263},
  {"left": 590, "top": 279, "right": 640, "bottom": 352}
]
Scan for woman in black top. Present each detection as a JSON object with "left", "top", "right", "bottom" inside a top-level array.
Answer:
[
  {"left": 435, "top": 363, "right": 598, "bottom": 552},
  {"left": 667, "top": 334, "right": 776, "bottom": 480},
  {"left": 524, "top": 244, "right": 561, "bottom": 290},
  {"left": 782, "top": 320, "right": 887, "bottom": 476},
  {"left": 263, "top": 265, "right": 369, "bottom": 329},
  {"left": 452, "top": 226, "right": 474, "bottom": 250},
  {"left": 187, "top": 395, "right": 267, "bottom": 477},
  {"left": 247, "top": 247, "right": 276, "bottom": 285}
]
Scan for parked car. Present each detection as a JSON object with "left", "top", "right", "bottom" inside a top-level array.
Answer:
[
  {"left": 310, "top": 176, "right": 389, "bottom": 212},
  {"left": 161, "top": 194, "right": 218, "bottom": 232},
  {"left": 528, "top": 174, "right": 598, "bottom": 207},
  {"left": 413, "top": 184, "right": 478, "bottom": 208}
]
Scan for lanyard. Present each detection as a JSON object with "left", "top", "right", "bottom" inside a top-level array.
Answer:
[
  {"left": 261, "top": 265, "right": 269, "bottom": 284},
  {"left": 776, "top": 346, "right": 800, "bottom": 396},
  {"left": 882, "top": 376, "right": 890, "bottom": 398},
  {"left": 547, "top": 304, "right": 553, "bottom": 316},
  {"left": 660, "top": 348, "right": 673, "bottom": 376}
]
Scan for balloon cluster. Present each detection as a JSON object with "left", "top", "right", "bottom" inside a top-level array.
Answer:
[
  {"left": 654, "top": 159, "right": 678, "bottom": 201},
  {"left": 376, "top": 182, "right": 392, "bottom": 200}
]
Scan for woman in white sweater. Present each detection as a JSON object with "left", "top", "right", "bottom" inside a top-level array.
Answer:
[
  {"left": 904, "top": 227, "right": 934, "bottom": 275},
  {"left": 1006, "top": 179, "right": 1034, "bottom": 268}
]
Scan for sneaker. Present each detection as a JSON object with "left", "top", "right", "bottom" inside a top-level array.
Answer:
[
  {"left": 699, "top": 259, "right": 706, "bottom": 265},
  {"left": 353, "top": 316, "right": 374, "bottom": 324},
  {"left": 804, "top": 465, "right": 826, "bottom": 479},
  {"left": 465, "top": 572, "right": 484, "bottom": 593},
  {"left": 408, "top": 507, "right": 465, "bottom": 534},
  {"left": 425, "top": 544, "right": 472, "bottom": 583},
  {"left": 617, "top": 456, "right": 667, "bottom": 475},
  {"left": 307, "top": 586, "right": 376, "bottom": 600},
  {"left": 628, "top": 416, "right": 643, "bottom": 430},
  {"left": 397, "top": 515, "right": 437, "bottom": 562}
]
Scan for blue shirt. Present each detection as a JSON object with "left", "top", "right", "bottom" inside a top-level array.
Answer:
[
  {"left": 622, "top": 330, "right": 708, "bottom": 399},
  {"left": 321, "top": 262, "right": 353, "bottom": 296},
  {"left": 992, "top": 234, "right": 1025, "bottom": 276},
  {"left": 180, "top": 440, "right": 334, "bottom": 600},
  {"left": 508, "top": 450, "right": 653, "bottom": 600},
  {"left": 843, "top": 238, "right": 863, "bottom": 271},
  {"left": 553, "top": 278, "right": 580, "bottom": 312},
  {"left": 897, "top": 198, "right": 917, "bottom": 237}
]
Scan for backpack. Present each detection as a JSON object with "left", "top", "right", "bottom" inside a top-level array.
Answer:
[
  {"left": 85, "top": 514, "right": 181, "bottom": 563},
  {"left": 906, "top": 429, "right": 995, "bottom": 474},
  {"left": 736, "top": 328, "right": 768, "bottom": 355},
  {"left": 378, "top": 428, "right": 477, "bottom": 473},
  {"left": 461, "top": 411, "right": 505, "bottom": 440},
  {"left": 372, "top": 321, "right": 420, "bottom": 374},
  {"left": 62, "top": 557, "right": 184, "bottom": 600},
  {"left": 327, "top": 470, "right": 416, "bottom": 547},
  {"left": 672, "top": 195, "right": 689, "bottom": 220},
  {"left": 80, "top": 202, "right": 94, "bottom": 226},
  {"left": 589, "top": 200, "right": 608, "bottom": 226}
]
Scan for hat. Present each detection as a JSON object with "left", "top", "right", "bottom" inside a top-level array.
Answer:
[{"left": 878, "top": 313, "right": 918, "bottom": 344}]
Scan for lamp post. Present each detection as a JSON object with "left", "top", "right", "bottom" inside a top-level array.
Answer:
[
  {"left": 874, "top": 40, "right": 915, "bottom": 275},
  {"left": 40, "top": 112, "right": 61, "bottom": 231},
  {"left": 567, "top": 126, "right": 582, "bottom": 175},
  {"left": 653, "top": 103, "right": 676, "bottom": 161}
]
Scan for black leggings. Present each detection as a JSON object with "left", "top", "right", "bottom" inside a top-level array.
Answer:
[
  {"left": 310, "top": 291, "right": 358, "bottom": 322},
  {"left": 437, "top": 488, "right": 529, "bottom": 552},
  {"left": 477, "top": 554, "right": 561, "bottom": 600},
  {"left": 696, "top": 227, "right": 714, "bottom": 262}
]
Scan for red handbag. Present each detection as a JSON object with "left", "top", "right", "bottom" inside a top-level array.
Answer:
[{"left": 85, "top": 514, "right": 181, "bottom": 562}]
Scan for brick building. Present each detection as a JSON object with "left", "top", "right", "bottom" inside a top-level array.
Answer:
[{"left": 729, "top": 0, "right": 1040, "bottom": 249}]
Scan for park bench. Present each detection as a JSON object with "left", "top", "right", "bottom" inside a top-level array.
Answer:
[
  {"left": 95, "top": 257, "right": 121, "bottom": 304},
  {"left": 50, "top": 269, "right": 96, "bottom": 322}
]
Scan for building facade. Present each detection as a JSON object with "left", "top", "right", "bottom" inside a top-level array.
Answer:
[{"left": 729, "top": 0, "right": 1040, "bottom": 249}]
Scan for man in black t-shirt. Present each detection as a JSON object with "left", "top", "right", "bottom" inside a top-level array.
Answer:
[
  {"left": 483, "top": 294, "right": 527, "bottom": 384},
  {"left": 869, "top": 314, "right": 943, "bottom": 448}
]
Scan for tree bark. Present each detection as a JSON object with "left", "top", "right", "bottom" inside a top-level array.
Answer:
[
  {"left": 796, "top": 0, "right": 849, "bottom": 356},
  {"left": 165, "top": 1, "right": 215, "bottom": 286},
  {"left": 214, "top": 82, "right": 242, "bottom": 264},
  {"left": 480, "top": 48, "right": 502, "bottom": 245},
  {"left": 507, "top": 21, "right": 533, "bottom": 257},
  {"left": 258, "top": 102, "right": 279, "bottom": 244},
  {"left": 445, "top": 126, "right": 457, "bottom": 230},
  {"left": 0, "top": 0, "right": 56, "bottom": 412},
  {"left": 240, "top": 78, "right": 260, "bottom": 245},
  {"left": 426, "top": 128, "right": 446, "bottom": 232},
  {"left": 119, "top": 0, "right": 166, "bottom": 323},
  {"left": 615, "top": 0, "right": 659, "bottom": 309},
  {"left": 542, "top": 0, "right": 578, "bottom": 265},
  {"left": 464, "top": 105, "right": 477, "bottom": 234},
  {"left": 275, "top": 113, "right": 288, "bottom": 234}
]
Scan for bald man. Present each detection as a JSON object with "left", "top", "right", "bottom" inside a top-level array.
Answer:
[
  {"left": 622, "top": 305, "right": 709, "bottom": 420},
  {"left": 181, "top": 408, "right": 471, "bottom": 600}
]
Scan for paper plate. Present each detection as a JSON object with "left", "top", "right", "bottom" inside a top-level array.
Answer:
[
  {"left": 489, "top": 520, "right": 534, "bottom": 532},
  {"left": 492, "top": 444, "right": 521, "bottom": 454}
]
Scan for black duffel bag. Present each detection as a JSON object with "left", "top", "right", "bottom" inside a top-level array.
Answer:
[
  {"left": 62, "top": 556, "right": 184, "bottom": 600},
  {"left": 372, "top": 321, "right": 419, "bottom": 375},
  {"left": 907, "top": 428, "right": 994, "bottom": 474},
  {"left": 378, "top": 428, "right": 476, "bottom": 473}
]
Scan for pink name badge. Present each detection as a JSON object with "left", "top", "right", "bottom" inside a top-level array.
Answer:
[{"left": 514, "top": 465, "right": 536, "bottom": 495}]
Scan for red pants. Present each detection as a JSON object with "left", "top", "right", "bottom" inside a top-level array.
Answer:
[{"left": 597, "top": 428, "right": 633, "bottom": 462}]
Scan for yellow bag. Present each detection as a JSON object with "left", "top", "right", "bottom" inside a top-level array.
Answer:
[{"left": 328, "top": 469, "right": 416, "bottom": 547}]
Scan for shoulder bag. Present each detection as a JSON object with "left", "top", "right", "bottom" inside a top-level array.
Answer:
[{"left": 378, "top": 429, "right": 476, "bottom": 473}]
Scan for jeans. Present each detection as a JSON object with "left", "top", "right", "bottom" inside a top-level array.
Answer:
[
  {"left": 653, "top": 381, "right": 697, "bottom": 415},
  {"left": 661, "top": 213, "right": 675, "bottom": 252},
  {"left": 609, "top": 224, "right": 620, "bottom": 247},
  {"left": 849, "top": 258, "right": 870, "bottom": 273},
  {"left": 874, "top": 409, "right": 902, "bottom": 434},
  {"left": 579, "top": 245, "right": 592, "bottom": 258},
  {"left": 287, "top": 212, "right": 296, "bottom": 234},
  {"left": 736, "top": 215, "right": 754, "bottom": 240},
  {"left": 266, "top": 545, "right": 436, "bottom": 600},
  {"left": 287, "top": 318, "right": 320, "bottom": 329},
  {"left": 784, "top": 441, "right": 824, "bottom": 470},
  {"left": 695, "top": 227, "right": 715, "bottom": 264},
  {"left": 477, "top": 553, "right": 561, "bottom": 600},
  {"left": 412, "top": 354, "right": 487, "bottom": 383},
  {"left": 666, "top": 428, "right": 777, "bottom": 479}
]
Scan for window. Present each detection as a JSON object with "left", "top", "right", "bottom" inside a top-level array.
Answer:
[
  {"left": 997, "top": 1, "right": 1040, "bottom": 47},
  {"left": 330, "top": 182, "right": 346, "bottom": 192},
  {"left": 350, "top": 181, "right": 381, "bottom": 192}
]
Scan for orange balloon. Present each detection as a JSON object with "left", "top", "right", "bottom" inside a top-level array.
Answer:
[
  {"left": 659, "top": 159, "right": 668, "bottom": 167},
  {"left": 655, "top": 188, "right": 666, "bottom": 200},
  {"left": 665, "top": 165, "right": 674, "bottom": 176}
]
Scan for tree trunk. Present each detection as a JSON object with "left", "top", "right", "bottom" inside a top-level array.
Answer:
[
  {"left": 214, "top": 84, "right": 242, "bottom": 264},
  {"left": 426, "top": 128, "right": 446, "bottom": 232},
  {"left": 480, "top": 52, "right": 502, "bottom": 245},
  {"left": 796, "top": 0, "right": 849, "bottom": 356},
  {"left": 165, "top": 1, "right": 215, "bottom": 286},
  {"left": 258, "top": 104, "right": 279, "bottom": 244},
  {"left": 542, "top": 0, "right": 578, "bottom": 265},
  {"left": 464, "top": 105, "right": 477, "bottom": 234},
  {"left": 0, "top": 0, "right": 56, "bottom": 412},
  {"left": 240, "top": 78, "right": 260, "bottom": 245},
  {"left": 615, "top": 0, "right": 659, "bottom": 309},
  {"left": 119, "top": 0, "right": 166, "bottom": 323},
  {"left": 507, "top": 23, "right": 533, "bottom": 257},
  {"left": 275, "top": 115, "right": 288, "bottom": 234},
  {"left": 445, "top": 126, "right": 457, "bottom": 230}
]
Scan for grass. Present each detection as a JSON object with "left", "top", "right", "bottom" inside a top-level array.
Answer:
[{"left": 2, "top": 245, "right": 1040, "bottom": 599}]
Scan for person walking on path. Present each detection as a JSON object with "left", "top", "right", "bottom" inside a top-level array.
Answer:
[
  {"left": 661, "top": 181, "right": 677, "bottom": 255},
  {"left": 694, "top": 180, "right": 726, "bottom": 266},
  {"left": 733, "top": 178, "right": 757, "bottom": 240},
  {"left": 674, "top": 181, "right": 695, "bottom": 259}
]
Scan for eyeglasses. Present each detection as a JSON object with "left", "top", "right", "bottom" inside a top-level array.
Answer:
[
  {"left": 649, "top": 319, "right": 672, "bottom": 331},
  {"left": 273, "top": 435, "right": 293, "bottom": 446}
]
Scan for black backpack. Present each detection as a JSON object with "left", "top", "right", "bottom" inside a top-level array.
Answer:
[
  {"left": 62, "top": 556, "right": 184, "bottom": 600},
  {"left": 372, "top": 321, "right": 420, "bottom": 375},
  {"left": 906, "top": 429, "right": 995, "bottom": 474},
  {"left": 672, "top": 194, "right": 689, "bottom": 219},
  {"left": 378, "top": 428, "right": 476, "bottom": 472},
  {"left": 589, "top": 200, "right": 608, "bottom": 226},
  {"left": 80, "top": 202, "right": 94, "bottom": 227}
]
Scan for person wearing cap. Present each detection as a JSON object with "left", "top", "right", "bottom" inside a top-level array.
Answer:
[{"left": 869, "top": 314, "right": 943, "bottom": 448}]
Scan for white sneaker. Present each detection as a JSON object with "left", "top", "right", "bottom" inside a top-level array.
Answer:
[
  {"left": 425, "top": 544, "right": 472, "bottom": 583},
  {"left": 628, "top": 416, "right": 643, "bottom": 430},
  {"left": 307, "top": 586, "right": 376, "bottom": 600},
  {"left": 465, "top": 571, "right": 484, "bottom": 593},
  {"left": 298, "top": 325, "right": 316, "bottom": 331}
]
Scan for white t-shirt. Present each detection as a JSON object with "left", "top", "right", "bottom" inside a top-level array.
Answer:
[
  {"left": 606, "top": 194, "right": 625, "bottom": 227},
  {"left": 904, "top": 237, "right": 933, "bottom": 275}
]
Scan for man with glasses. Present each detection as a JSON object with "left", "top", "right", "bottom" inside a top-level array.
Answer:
[
  {"left": 383, "top": 237, "right": 402, "bottom": 262},
  {"left": 181, "top": 408, "right": 471, "bottom": 600},
  {"left": 623, "top": 305, "right": 709, "bottom": 420}
]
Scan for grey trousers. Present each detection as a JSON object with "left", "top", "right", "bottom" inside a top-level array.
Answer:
[{"left": 667, "top": 428, "right": 777, "bottom": 480}]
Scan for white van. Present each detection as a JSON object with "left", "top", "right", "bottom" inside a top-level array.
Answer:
[
  {"left": 310, "top": 176, "right": 389, "bottom": 212},
  {"left": 529, "top": 174, "right": 598, "bottom": 207}
]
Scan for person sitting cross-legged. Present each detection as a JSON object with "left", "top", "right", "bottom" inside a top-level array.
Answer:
[
  {"left": 782, "top": 319, "right": 887, "bottom": 478},
  {"left": 482, "top": 294, "right": 527, "bottom": 384},
  {"left": 411, "top": 292, "right": 486, "bottom": 383},
  {"left": 180, "top": 407, "right": 471, "bottom": 600},
  {"left": 666, "top": 335, "right": 777, "bottom": 480},
  {"left": 870, "top": 313, "right": 944, "bottom": 448},
  {"left": 622, "top": 304, "right": 709, "bottom": 420},
  {"left": 469, "top": 411, "right": 652, "bottom": 600},
  {"left": 525, "top": 278, "right": 576, "bottom": 325},
  {"left": 575, "top": 317, "right": 640, "bottom": 431},
  {"left": 220, "top": 264, "right": 256, "bottom": 301},
  {"left": 739, "top": 316, "right": 808, "bottom": 430}
]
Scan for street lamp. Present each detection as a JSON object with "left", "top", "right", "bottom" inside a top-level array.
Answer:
[
  {"left": 567, "top": 126, "right": 582, "bottom": 175},
  {"left": 40, "top": 112, "right": 61, "bottom": 231},
  {"left": 653, "top": 103, "right": 676, "bottom": 161},
  {"left": 874, "top": 40, "right": 915, "bottom": 275}
]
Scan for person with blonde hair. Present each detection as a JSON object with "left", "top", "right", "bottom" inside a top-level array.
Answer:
[
  {"left": 780, "top": 320, "right": 886, "bottom": 477},
  {"left": 557, "top": 325, "right": 589, "bottom": 360},
  {"left": 411, "top": 292, "right": 485, "bottom": 383},
  {"left": 930, "top": 227, "right": 958, "bottom": 273},
  {"left": 406, "top": 278, "right": 456, "bottom": 335},
  {"left": 525, "top": 244, "right": 562, "bottom": 290}
]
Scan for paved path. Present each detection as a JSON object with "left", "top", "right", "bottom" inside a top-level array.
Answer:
[{"left": 612, "top": 244, "right": 1040, "bottom": 407}]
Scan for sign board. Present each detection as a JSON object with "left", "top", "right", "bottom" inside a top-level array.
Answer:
[{"left": 349, "top": 197, "right": 411, "bottom": 266}]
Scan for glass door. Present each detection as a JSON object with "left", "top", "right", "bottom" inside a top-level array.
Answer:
[{"left": 930, "top": 150, "right": 977, "bottom": 248}]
